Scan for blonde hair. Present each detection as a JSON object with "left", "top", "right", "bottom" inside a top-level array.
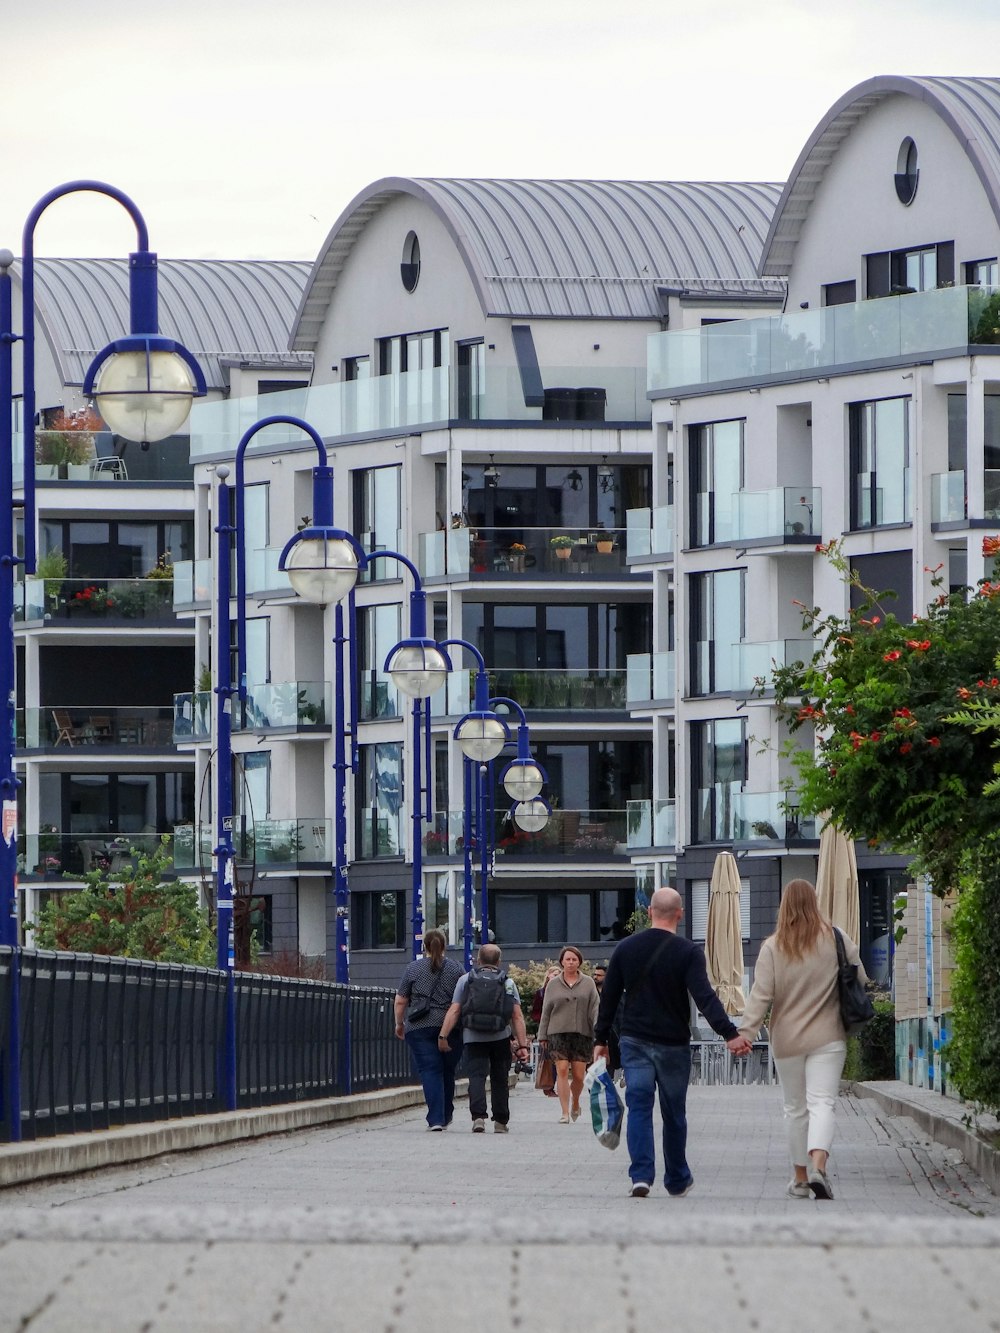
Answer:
[
  {"left": 424, "top": 929, "right": 447, "bottom": 971},
  {"left": 773, "top": 879, "right": 828, "bottom": 961}
]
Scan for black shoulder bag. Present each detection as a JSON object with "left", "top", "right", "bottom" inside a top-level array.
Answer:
[
  {"left": 407, "top": 963, "right": 450, "bottom": 1023},
  {"left": 834, "top": 928, "right": 874, "bottom": 1036}
]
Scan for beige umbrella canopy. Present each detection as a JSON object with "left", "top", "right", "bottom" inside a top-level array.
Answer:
[
  {"left": 816, "top": 821, "right": 861, "bottom": 947},
  {"left": 706, "top": 850, "right": 746, "bottom": 1016}
]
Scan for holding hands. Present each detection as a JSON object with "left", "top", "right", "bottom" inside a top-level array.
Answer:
[{"left": 726, "top": 1034, "right": 753, "bottom": 1056}]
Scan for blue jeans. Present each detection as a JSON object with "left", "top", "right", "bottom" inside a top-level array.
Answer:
[
  {"left": 405, "top": 1028, "right": 463, "bottom": 1127},
  {"left": 620, "top": 1036, "right": 693, "bottom": 1193}
]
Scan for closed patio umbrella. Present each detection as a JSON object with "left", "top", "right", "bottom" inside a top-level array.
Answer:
[
  {"left": 706, "top": 850, "right": 746, "bottom": 1016},
  {"left": 816, "top": 820, "right": 860, "bottom": 947}
]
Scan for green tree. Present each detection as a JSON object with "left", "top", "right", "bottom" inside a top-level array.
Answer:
[{"left": 30, "top": 838, "right": 217, "bottom": 966}]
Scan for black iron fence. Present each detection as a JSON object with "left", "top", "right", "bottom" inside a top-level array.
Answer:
[{"left": 0, "top": 948, "right": 412, "bottom": 1142}]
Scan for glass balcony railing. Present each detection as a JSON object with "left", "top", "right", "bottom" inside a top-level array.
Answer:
[
  {"left": 733, "top": 488, "right": 821, "bottom": 542},
  {"left": 732, "top": 640, "right": 814, "bottom": 693},
  {"left": 732, "top": 792, "right": 816, "bottom": 843},
  {"left": 19, "top": 830, "right": 175, "bottom": 879},
  {"left": 40, "top": 577, "right": 175, "bottom": 623},
  {"left": 648, "top": 285, "right": 980, "bottom": 394},
  {"left": 422, "top": 808, "right": 630, "bottom": 859},
  {"left": 625, "top": 506, "right": 674, "bottom": 558},
  {"left": 359, "top": 808, "right": 406, "bottom": 859},
  {"left": 172, "top": 559, "right": 212, "bottom": 610},
  {"left": 21, "top": 706, "right": 176, "bottom": 748},
  {"left": 173, "top": 819, "right": 333, "bottom": 867},
  {"left": 986, "top": 469, "right": 1000, "bottom": 520},
  {"left": 173, "top": 693, "right": 212, "bottom": 742},
  {"left": 171, "top": 824, "right": 215, "bottom": 871},
  {"left": 189, "top": 365, "right": 651, "bottom": 457},
  {"left": 488, "top": 668, "right": 626, "bottom": 711},
  {"left": 243, "top": 681, "right": 329, "bottom": 730},
  {"left": 626, "top": 653, "right": 675, "bottom": 706},
  {"left": 931, "top": 470, "right": 966, "bottom": 524},
  {"left": 14, "top": 580, "right": 47, "bottom": 624},
  {"left": 360, "top": 675, "right": 402, "bottom": 721},
  {"left": 418, "top": 526, "right": 629, "bottom": 580},
  {"left": 246, "top": 548, "right": 291, "bottom": 596},
  {"left": 626, "top": 799, "right": 676, "bottom": 849}
]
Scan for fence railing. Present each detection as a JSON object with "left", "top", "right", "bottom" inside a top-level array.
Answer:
[{"left": 0, "top": 948, "right": 413, "bottom": 1142}]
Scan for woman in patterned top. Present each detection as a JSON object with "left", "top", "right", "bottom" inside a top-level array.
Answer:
[{"left": 394, "top": 929, "right": 464, "bottom": 1130}]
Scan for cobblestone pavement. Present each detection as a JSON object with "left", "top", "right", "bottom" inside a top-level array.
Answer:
[{"left": 1, "top": 1080, "right": 998, "bottom": 1332}]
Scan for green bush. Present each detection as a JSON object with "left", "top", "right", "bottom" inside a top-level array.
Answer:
[
  {"left": 844, "top": 996, "right": 896, "bottom": 1081},
  {"left": 945, "top": 842, "right": 1000, "bottom": 1117}
]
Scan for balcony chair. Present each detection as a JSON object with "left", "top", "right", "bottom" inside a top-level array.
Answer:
[
  {"left": 52, "top": 709, "right": 81, "bottom": 746},
  {"left": 90, "top": 433, "right": 128, "bottom": 480}
]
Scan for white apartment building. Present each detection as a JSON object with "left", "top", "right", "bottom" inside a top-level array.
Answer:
[{"left": 647, "top": 75, "right": 1000, "bottom": 987}]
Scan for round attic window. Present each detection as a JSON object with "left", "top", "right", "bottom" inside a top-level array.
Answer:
[
  {"left": 894, "top": 138, "right": 919, "bottom": 206},
  {"left": 401, "top": 231, "right": 421, "bottom": 292}
]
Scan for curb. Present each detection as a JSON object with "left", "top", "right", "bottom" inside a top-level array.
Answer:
[
  {"left": 853, "top": 1081, "right": 1000, "bottom": 1197},
  {"left": 0, "top": 1083, "right": 435, "bottom": 1189}
]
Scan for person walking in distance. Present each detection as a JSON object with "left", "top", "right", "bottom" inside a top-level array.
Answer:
[
  {"left": 738, "top": 878, "right": 866, "bottom": 1201},
  {"left": 439, "top": 943, "right": 529, "bottom": 1133},
  {"left": 594, "top": 887, "right": 751, "bottom": 1198},
  {"left": 394, "top": 929, "right": 464, "bottom": 1131},
  {"left": 537, "top": 946, "right": 599, "bottom": 1123}
]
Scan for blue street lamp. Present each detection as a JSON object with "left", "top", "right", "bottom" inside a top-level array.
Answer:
[{"left": 0, "top": 182, "right": 205, "bottom": 1141}]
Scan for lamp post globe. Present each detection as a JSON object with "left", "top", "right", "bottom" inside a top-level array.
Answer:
[
  {"left": 387, "top": 642, "right": 450, "bottom": 699},
  {"left": 513, "top": 798, "right": 550, "bottom": 833},
  {"left": 90, "top": 350, "right": 201, "bottom": 442},
  {"left": 456, "top": 714, "right": 507, "bottom": 763},
  {"left": 282, "top": 534, "right": 359, "bottom": 604},
  {"left": 502, "top": 759, "right": 544, "bottom": 802}
]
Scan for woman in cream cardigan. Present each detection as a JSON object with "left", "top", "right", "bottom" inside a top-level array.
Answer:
[
  {"left": 739, "top": 879, "right": 866, "bottom": 1200},
  {"left": 537, "top": 946, "right": 600, "bottom": 1124}
]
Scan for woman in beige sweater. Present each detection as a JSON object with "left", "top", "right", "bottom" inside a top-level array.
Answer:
[
  {"left": 537, "top": 946, "right": 600, "bottom": 1123},
  {"left": 739, "top": 878, "right": 866, "bottom": 1201}
]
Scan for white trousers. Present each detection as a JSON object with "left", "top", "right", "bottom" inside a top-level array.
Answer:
[{"left": 772, "top": 1040, "right": 846, "bottom": 1166}]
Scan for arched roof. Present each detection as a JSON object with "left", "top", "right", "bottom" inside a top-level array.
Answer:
[
  {"left": 760, "top": 75, "right": 1000, "bottom": 276},
  {"left": 26, "top": 257, "right": 313, "bottom": 391},
  {"left": 292, "top": 176, "right": 785, "bottom": 349}
]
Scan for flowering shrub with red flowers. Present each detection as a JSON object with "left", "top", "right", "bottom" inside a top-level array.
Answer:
[
  {"left": 71, "top": 585, "right": 115, "bottom": 611},
  {"left": 767, "top": 540, "right": 1000, "bottom": 891}
]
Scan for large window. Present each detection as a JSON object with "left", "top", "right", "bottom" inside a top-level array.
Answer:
[
  {"left": 849, "top": 397, "right": 910, "bottom": 528},
  {"left": 41, "top": 519, "right": 193, "bottom": 579},
  {"left": 492, "top": 887, "right": 634, "bottom": 946},
  {"left": 463, "top": 462, "right": 651, "bottom": 538},
  {"left": 354, "top": 465, "right": 402, "bottom": 575},
  {"left": 463, "top": 601, "right": 651, "bottom": 672},
  {"left": 691, "top": 570, "right": 744, "bottom": 695},
  {"left": 353, "top": 891, "right": 405, "bottom": 949},
  {"left": 457, "top": 340, "right": 485, "bottom": 419},
  {"left": 865, "top": 241, "right": 953, "bottom": 296},
  {"left": 377, "top": 329, "right": 446, "bottom": 375},
  {"left": 691, "top": 718, "right": 745, "bottom": 844},
  {"left": 357, "top": 743, "right": 403, "bottom": 857},
  {"left": 966, "top": 259, "right": 998, "bottom": 287},
  {"left": 358, "top": 604, "right": 401, "bottom": 720},
  {"left": 690, "top": 420, "right": 743, "bottom": 546}
]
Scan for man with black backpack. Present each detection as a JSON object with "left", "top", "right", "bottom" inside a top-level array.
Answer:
[{"left": 438, "top": 944, "right": 529, "bottom": 1133}]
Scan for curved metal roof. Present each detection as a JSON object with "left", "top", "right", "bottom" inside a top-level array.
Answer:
[
  {"left": 27, "top": 257, "right": 313, "bottom": 391},
  {"left": 760, "top": 76, "right": 1000, "bottom": 277},
  {"left": 292, "top": 176, "right": 785, "bottom": 349}
]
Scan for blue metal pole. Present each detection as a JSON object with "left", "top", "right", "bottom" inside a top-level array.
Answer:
[
  {"left": 333, "top": 601, "right": 350, "bottom": 986},
  {"left": 214, "top": 471, "right": 237, "bottom": 1112},
  {"left": 411, "top": 691, "right": 424, "bottom": 960},
  {"left": 463, "top": 757, "right": 474, "bottom": 969},
  {"left": 479, "top": 760, "right": 490, "bottom": 945}
]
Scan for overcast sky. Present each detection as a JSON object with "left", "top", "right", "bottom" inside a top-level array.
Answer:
[{"left": 5, "top": 0, "right": 1000, "bottom": 262}]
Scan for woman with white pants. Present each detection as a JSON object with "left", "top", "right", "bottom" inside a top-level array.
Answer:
[{"left": 739, "top": 879, "right": 866, "bottom": 1200}]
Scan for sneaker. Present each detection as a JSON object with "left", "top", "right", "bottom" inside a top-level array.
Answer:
[
  {"left": 807, "top": 1164, "right": 833, "bottom": 1200},
  {"left": 558, "top": 1114, "right": 570, "bottom": 1124},
  {"left": 667, "top": 1178, "right": 695, "bottom": 1198},
  {"left": 493, "top": 1122, "right": 509, "bottom": 1134},
  {"left": 786, "top": 1179, "right": 811, "bottom": 1199},
  {"left": 472, "top": 1118, "right": 486, "bottom": 1133},
  {"left": 427, "top": 1125, "right": 445, "bottom": 1132},
  {"left": 629, "top": 1181, "right": 652, "bottom": 1198}
]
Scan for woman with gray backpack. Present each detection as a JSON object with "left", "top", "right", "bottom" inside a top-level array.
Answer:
[{"left": 394, "top": 929, "right": 464, "bottom": 1130}]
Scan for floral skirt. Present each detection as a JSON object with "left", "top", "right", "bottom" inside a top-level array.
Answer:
[{"left": 545, "top": 1032, "right": 593, "bottom": 1063}]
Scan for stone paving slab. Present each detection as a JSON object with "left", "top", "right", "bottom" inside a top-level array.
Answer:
[{"left": 1, "top": 1080, "right": 999, "bottom": 1332}]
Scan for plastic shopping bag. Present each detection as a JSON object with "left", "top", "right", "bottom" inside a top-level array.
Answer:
[{"left": 583, "top": 1056, "right": 625, "bottom": 1150}]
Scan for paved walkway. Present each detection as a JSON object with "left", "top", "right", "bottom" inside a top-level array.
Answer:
[{"left": 1, "top": 1078, "right": 999, "bottom": 1331}]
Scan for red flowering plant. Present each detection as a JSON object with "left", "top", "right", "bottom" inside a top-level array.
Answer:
[{"left": 765, "top": 540, "right": 1000, "bottom": 891}]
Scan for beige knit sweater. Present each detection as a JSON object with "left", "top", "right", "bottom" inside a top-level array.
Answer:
[
  {"left": 537, "top": 973, "right": 599, "bottom": 1041},
  {"left": 739, "top": 928, "right": 867, "bottom": 1059}
]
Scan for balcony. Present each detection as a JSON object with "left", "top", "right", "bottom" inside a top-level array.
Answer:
[
  {"left": 21, "top": 706, "right": 176, "bottom": 750},
  {"left": 732, "top": 640, "right": 814, "bottom": 694},
  {"left": 173, "top": 692, "right": 212, "bottom": 743},
  {"left": 931, "top": 469, "right": 1000, "bottom": 524},
  {"left": 733, "top": 488, "right": 821, "bottom": 544},
  {"left": 422, "top": 807, "right": 628, "bottom": 860},
  {"left": 626, "top": 799, "right": 676, "bottom": 850},
  {"left": 189, "top": 365, "right": 651, "bottom": 457},
  {"left": 648, "top": 285, "right": 984, "bottom": 396},
  {"left": 171, "top": 819, "right": 332, "bottom": 870},
  {"left": 172, "top": 559, "right": 212, "bottom": 611},
  {"left": 20, "top": 830, "right": 176, "bottom": 880},
  {"left": 39, "top": 577, "right": 176, "bottom": 625},
  {"left": 626, "top": 653, "right": 675, "bottom": 706},
  {"left": 419, "top": 525, "right": 630, "bottom": 581},
  {"left": 488, "top": 668, "right": 626, "bottom": 712},
  {"left": 242, "top": 682, "right": 330, "bottom": 731},
  {"left": 625, "top": 506, "right": 674, "bottom": 559},
  {"left": 732, "top": 792, "right": 817, "bottom": 845}
]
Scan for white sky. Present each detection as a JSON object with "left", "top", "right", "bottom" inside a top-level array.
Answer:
[{"left": 5, "top": 0, "right": 1000, "bottom": 262}]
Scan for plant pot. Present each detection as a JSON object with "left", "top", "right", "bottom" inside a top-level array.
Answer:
[
  {"left": 555, "top": 547, "right": 572, "bottom": 560},
  {"left": 596, "top": 541, "right": 614, "bottom": 554}
]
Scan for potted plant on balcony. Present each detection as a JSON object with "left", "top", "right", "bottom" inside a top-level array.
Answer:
[
  {"left": 594, "top": 533, "right": 615, "bottom": 555},
  {"left": 35, "top": 407, "right": 100, "bottom": 479},
  {"left": 424, "top": 829, "right": 447, "bottom": 855},
  {"left": 508, "top": 541, "right": 527, "bottom": 573},
  {"left": 35, "top": 547, "right": 67, "bottom": 613},
  {"left": 550, "top": 535, "right": 575, "bottom": 560}
]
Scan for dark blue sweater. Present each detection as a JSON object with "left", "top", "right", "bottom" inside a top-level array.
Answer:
[{"left": 594, "top": 928, "right": 740, "bottom": 1047}]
